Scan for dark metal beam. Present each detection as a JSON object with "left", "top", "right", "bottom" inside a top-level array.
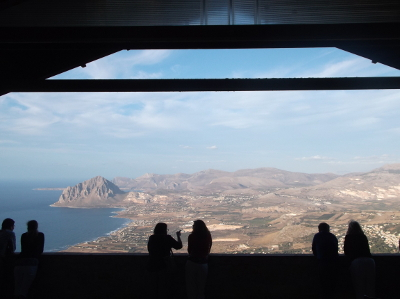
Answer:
[
  {"left": 0, "top": 49, "right": 119, "bottom": 97},
  {"left": 0, "top": 0, "right": 32, "bottom": 11},
  {"left": 339, "top": 46, "right": 400, "bottom": 71},
  {"left": 1, "top": 23, "right": 400, "bottom": 50},
  {"left": 5, "top": 77, "right": 400, "bottom": 92}
]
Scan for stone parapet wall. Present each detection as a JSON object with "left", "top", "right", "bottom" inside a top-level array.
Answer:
[{"left": 24, "top": 254, "right": 400, "bottom": 298}]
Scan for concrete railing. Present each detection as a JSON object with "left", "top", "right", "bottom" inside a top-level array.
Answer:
[{"left": 17, "top": 253, "right": 400, "bottom": 298}]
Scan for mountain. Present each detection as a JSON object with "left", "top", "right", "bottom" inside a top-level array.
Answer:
[
  {"left": 52, "top": 164, "right": 400, "bottom": 208},
  {"left": 52, "top": 176, "right": 127, "bottom": 207},
  {"left": 275, "top": 163, "right": 400, "bottom": 204},
  {"left": 112, "top": 168, "right": 339, "bottom": 194}
]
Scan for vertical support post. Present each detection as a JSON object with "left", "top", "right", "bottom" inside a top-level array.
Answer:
[
  {"left": 254, "top": 0, "right": 259, "bottom": 24},
  {"left": 201, "top": 0, "right": 208, "bottom": 25},
  {"left": 229, "top": 0, "right": 234, "bottom": 25}
]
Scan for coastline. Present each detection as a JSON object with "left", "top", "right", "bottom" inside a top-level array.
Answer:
[
  {"left": 61, "top": 208, "right": 135, "bottom": 253},
  {"left": 1, "top": 181, "right": 137, "bottom": 253}
]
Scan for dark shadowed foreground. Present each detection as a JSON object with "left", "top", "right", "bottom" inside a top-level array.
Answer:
[{"left": 22, "top": 253, "right": 400, "bottom": 299}]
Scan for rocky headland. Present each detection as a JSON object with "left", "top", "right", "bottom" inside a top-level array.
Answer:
[{"left": 52, "top": 176, "right": 126, "bottom": 207}]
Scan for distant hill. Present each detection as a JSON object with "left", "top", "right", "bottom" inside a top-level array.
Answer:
[
  {"left": 112, "top": 167, "right": 339, "bottom": 194},
  {"left": 52, "top": 164, "right": 400, "bottom": 208},
  {"left": 275, "top": 163, "right": 400, "bottom": 203}
]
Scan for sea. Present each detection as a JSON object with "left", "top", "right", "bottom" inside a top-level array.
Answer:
[{"left": 0, "top": 180, "right": 130, "bottom": 252}]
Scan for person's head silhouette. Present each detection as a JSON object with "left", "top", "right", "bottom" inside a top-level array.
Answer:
[
  {"left": 153, "top": 222, "right": 168, "bottom": 235},
  {"left": 1, "top": 218, "right": 15, "bottom": 231}
]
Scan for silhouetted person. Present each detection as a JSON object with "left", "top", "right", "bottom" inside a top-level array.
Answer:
[
  {"left": 186, "top": 220, "right": 212, "bottom": 299},
  {"left": 0, "top": 218, "right": 16, "bottom": 299},
  {"left": 344, "top": 220, "right": 375, "bottom": 299},
  {"left": 14, "top": 220, "right": 44, "bottom": 299},
  {"left": 147, "top": 222, "right": 182, "bottom": 299},
  {"left": 312, "top": 222, "right": 339, "bottom": 299}
]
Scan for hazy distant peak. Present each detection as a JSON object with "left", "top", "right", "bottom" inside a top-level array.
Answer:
[
  {"left": 173, "top": 173, "right": 191, "bottom": 178},
  {"left": 195, "top": 169, "right": 215, "bottom": 174},
  {"left": 201, "top": 169, "right": 218, "bottom": 173},
  {"left": 82, "top": 176, "right": 121, "bottom": 190},
  {"left": 137, "top": 173, "right": 157, "bottom": 179},
  {"left": 88, "top": 176, "right": 108, "bottom": 183},
  {"left": 194, "top": 169, "right": 229, "bottom": 175},
  {"left": 374, "top": 163, "right": 400, "bottom": 171},
  {"left": 112, "top": 167, "right": 340, "bottom": 194},
  {"left": 233, "top": 167, "right": 281, "bottom": 175}
]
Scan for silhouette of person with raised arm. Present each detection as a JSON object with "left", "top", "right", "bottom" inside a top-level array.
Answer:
[
  {"left": 312, "top": 222, "right": 339, "bottom": 299},
  {"left": 186, "top": 220, "right": 212, "bottom": 299},
  {"left": 0, "top": 218, "right": 16, "bottom": 298},
  {"left": 147, "top": 222, "right": 182, "bottom": 299},
  {"left": 344, "top": 220, "right": 375, "bottom": 299},
  {"left": 14, "top": 220, "right": 45, "bottom": 299}
]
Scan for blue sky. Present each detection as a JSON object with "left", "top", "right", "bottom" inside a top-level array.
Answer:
[{"left": 1, "top": 48, "right": 400, "bottom": 181}]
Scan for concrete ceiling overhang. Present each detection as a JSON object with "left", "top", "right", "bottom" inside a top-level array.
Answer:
[{"left": 1, "top": 0, "right": 400, "bottom": 96}]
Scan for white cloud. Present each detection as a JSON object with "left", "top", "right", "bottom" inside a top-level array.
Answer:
[
  {"left": 171, "top": 64, "right": 184, "bottom": 73},
  {"left": 185, "top": 160, "right": 225, "bottom": 163},
  {"left": 53, "top": 50, "right": 171, "bottom": 79},
  {"left": 313, "top": 59, "right": 360, "bottom": 77},
  {"left": 250, "top": 66, "right": 299, "bottom": 79},
  {"left": 350, "top": 117, "right": 380, "bottom": 127},
  {"left": 3, "top": 49, "right": 400, "bottom": 179},
  {"left": 296, "top": 155, "right": 334, "bottom": 161},
  {"left": 130, "top": 71, "right": 163, "bottom": 79},
  {"left": 3, "top": 87, "right": 400, "bottom": 141},
  {"left": 325, "top": 154, "right": 398, "bottom": 166},
  {"left": 299, "top": 56, "right": 394, "bottom": 78},
  {"left": 35, "top": 49, "right": 400, "bottom": 139},
  {"left": 231, "top": 51, "right": 396, "bottom": 80},
  {"left": 125, "top": 50, "right": 171, "bottom": 66},
  {"left": 352, "top": 154, "right": 391, "bottom": 162}
]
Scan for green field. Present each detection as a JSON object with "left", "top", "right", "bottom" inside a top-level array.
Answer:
[
  {"left": 317, "top": 213, "right": 336, "bottom": 220},
  {"left": 248, "top": 217, "right": 272, "bottom": 226}
]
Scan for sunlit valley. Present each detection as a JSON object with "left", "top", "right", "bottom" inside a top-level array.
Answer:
[{"left": 55, "top": 164, "right": 400, "bottom": 254}]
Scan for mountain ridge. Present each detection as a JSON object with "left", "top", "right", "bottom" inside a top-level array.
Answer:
[
  {"left": 53, "top": 164, "right": 400, "bottom": 207},
  {"left": 112, "top": 167, "right": 339, "bottom": 193},
  {"left": 273, "top": 163, "right": 400, "bottom": 203}
]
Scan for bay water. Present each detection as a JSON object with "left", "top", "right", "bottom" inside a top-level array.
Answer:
[{"left": 0, "top": 180, "right": 129, "bottom": 252}]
